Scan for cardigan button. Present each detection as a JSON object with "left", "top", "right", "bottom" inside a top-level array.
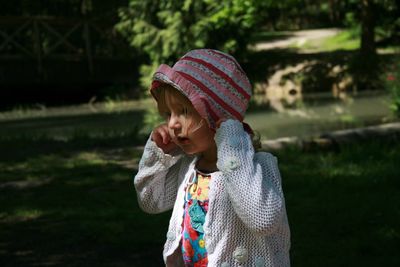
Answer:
[
  {"left": 166, "top": 231, "right": 175, "bottom": 241},
  {"left": 224, "top": 156, "right": 240, "bottom": 171},
  {"left": 233, "top": 246, "right": 248, "bottom": 263},
  {"left": 220, "top": 262, "right": 229, "bottom": 267}
]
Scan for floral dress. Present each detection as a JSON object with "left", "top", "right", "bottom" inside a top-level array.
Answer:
[{"left": 181, "top": 170, "right": 211, "bottom": 267}]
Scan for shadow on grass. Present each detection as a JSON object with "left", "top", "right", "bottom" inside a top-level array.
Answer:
[
  {"left": 1, "top": 135, "right": 399, "bottom": 266},
  {"left": 0, "top": 107, "right": 175, "bottom": 266},
  {"left": 276, "top": 140, "right": 400, "bottom": 266},
  {"left": 0, "top": 151, "right": 169, "bottom": 267}
]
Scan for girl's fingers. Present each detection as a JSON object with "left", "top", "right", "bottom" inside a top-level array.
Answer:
[
  {"left": 152, "top": 124, "right": 175, "bottom": 152},
  {"left": 159, "top": 127, "right": 170, "bottom": 144},
  {"left": 163, "top": 141, "right": 177, "bottom": 153},
  {"left": 151, "top": 132, "right": 160, "bottom": 144}
]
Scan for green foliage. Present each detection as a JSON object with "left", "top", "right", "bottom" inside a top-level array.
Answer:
[
  {"left": 114, "top": 0, "right": 400, "bottom": 94},
  {"left": 344, "top": 10, "right": 358, "bottom": 28},
  {"left": 116, "top": 0, "right": 264, "bottom": 90},
  {"left": 375, "top": 0, "right": 400, "bottom": 47},
  {"left": 256, "top": 0, "right": 336, "bottom": 30},
  {"left": 384, "top": 59, "right": 400, "bottom": 117},
  {"left": 351, "top": 0, "right": 399, "bottom": 46}
]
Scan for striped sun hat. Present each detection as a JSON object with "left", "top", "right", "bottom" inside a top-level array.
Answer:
[{"left": 151, "top": 49, "right": 252, "bottom": 129}]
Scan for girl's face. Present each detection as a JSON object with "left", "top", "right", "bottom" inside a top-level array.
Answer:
[{"left": 157, "top": 87, "right": 216, "bottom": 157}]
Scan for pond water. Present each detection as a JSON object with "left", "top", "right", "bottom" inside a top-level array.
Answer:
[
  {"left": 0, "top": 92, "right": 396, "bottom": 142},
  {"left": 246, "top": 91, "right": 394, "bottom": 140}
]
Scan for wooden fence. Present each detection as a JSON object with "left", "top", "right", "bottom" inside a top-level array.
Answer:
[{"left": 0, "top": 16, "right": 131, "bottom": 78}]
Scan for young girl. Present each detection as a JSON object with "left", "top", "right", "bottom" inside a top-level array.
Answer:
[{"left": 134, "top": 49, "right": 290, "bottom": 267}]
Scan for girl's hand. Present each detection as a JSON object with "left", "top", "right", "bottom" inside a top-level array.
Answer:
[{"left": 151, "top": 123, "right": 178, "bottom": 154}]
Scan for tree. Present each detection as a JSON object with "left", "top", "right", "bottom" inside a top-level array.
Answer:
[
  {"left": 360, "top": 0, "right": 376, "bottom": 55},
  {"left": 116, "top": 0, "right": 265, "bottom": 90},
  {"left": 353, "top": 0, "right": 399, "bottom": 90}
]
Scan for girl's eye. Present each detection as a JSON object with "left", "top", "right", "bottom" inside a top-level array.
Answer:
[{"left": 163, "top": 108, "right": 189, "bottom": 121}]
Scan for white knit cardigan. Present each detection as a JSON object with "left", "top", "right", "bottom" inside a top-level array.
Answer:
[{"left": 134, "top": 120, "right": 290, "bottom": 267}]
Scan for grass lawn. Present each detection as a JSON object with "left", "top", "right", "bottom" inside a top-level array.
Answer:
[
  {"left": 251, "top": 27, "right": 400, "bottom": 54},
  {"left": 0, "top": 105, "right": 399, "bottom": 266},
  {"left": 294, "top": 28, "right": 360, "bottom": 52}
]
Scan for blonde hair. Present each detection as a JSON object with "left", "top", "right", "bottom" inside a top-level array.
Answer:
[
  {"left": 153, "top": 85, "right": 205, "bottom": 137},
  {"left": 153, "top": 85, "right": 262, "bottom": 151},
  {"left": 251, "top": 131, "right": 262, "bottom": 151}
]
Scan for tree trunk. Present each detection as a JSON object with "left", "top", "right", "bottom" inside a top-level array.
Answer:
[
  {"left": 360, "top": 0, "right": 375, "bottom": 55},
  {"left": 328, "top": 0, "right": 341, "bottom": 24}
]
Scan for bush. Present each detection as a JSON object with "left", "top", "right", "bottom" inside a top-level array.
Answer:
[
  {"left": 385, "top": 60, "right": 400, "bottom": 117},
  {"left": 115, "top": 0, "right": 263, "bottom": 91}
]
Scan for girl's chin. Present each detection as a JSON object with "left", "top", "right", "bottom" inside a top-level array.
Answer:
[{"left": 178, "top": 145, "right": 198, "bottom": 155}]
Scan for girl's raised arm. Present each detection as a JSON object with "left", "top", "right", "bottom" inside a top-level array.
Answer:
[
  {"left": 215, "top": 119, "right": 286, "bottom": 236},
  {"left": 134, "top": 135, "right": 185, "bottom": 214}
]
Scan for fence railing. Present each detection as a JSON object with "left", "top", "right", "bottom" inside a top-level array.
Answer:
[{"left": 0, "top": 16, "right": 127, "bottom": 74}]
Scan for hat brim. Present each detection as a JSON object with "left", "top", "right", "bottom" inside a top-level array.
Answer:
[
  {"left": 151, "top": 64, "right": 190, "bottom": 98},
  {"left": 150, "top": 64, "right": 210, "bottom": 127}
]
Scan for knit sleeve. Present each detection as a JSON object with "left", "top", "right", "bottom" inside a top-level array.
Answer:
[
  {"left": 134, "top": 135, "right": 184, "bottom": 214},
  {"left": 215, "top": 120, "right": 285, "bottom": 236}
]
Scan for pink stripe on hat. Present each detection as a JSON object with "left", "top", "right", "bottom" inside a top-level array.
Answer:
[
  {"left": 195, "top": 50, "right": 252, "bottom": 90},
  {"left": 151, "top": 49, "right": 252, "bottom": 129},
  {"left": 209, "top": 49, "right": 247, "bottom": 73},
  {"left": 174, "top": 61, "right": 247, "bottom": 113},
  {"left": 177, "top": 71, "right": 243, "bottom": 120},
  {"left": 181, "top": 56, "right": 251, "bottom": 100},
  {"left": 200, "top": 97, "right": 220, "bottom": 127}
]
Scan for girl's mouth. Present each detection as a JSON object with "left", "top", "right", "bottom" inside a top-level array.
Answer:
[{"left": 177, "top": 136, "right": 190, "bottom": 144}]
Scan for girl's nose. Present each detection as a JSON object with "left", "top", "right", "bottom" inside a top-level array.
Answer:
[{"left": 168, "top": 114, "right": 181, "bottom": 130}]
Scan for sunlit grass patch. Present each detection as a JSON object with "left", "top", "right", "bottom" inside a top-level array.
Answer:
[
  {"left": 290, "top": 28, "right": 360, "bottom": 52},
  {"left": 1, "top": 209, "right": 43, "bottom": 223},
  {"left": 377, "top": 46, "right": 400, "bottom": 54},
  {"left": 0, "top": 98, "right": 153, "bottom": 122},
  {"left": 110, "top": 173, "right": 132, "bottom": 182},
  {"left": 320, "top": 28, "right": 360, "bottom": 51},
  {"left": 378, "top": 226, "right": 400, "bottom": 240},
  {"left": 64, "top": 152, "right": 106, "bottom": 168}
]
